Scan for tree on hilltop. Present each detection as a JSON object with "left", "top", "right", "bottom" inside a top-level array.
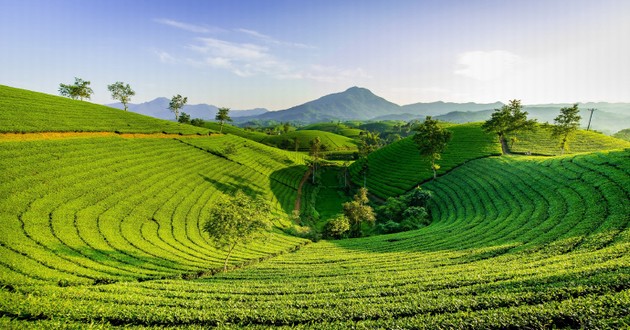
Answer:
[
  {"left": 482, "top": 100, "right": 536, "bottom": 153},
  {"left": 107, "top": 81, "right": 135, "bottom": 111},
  {"left": 309, "top": 137, "right": 323, "bottom": 184},
  {"left": 202, "top": 191, "right": 272, "bottom": 272},
  {"left": 215, "top": 107, "right": 232, "bottom": 133},
  {"left": 59, "top": 77, "right": 93, "bottom": 101},
  {"left": 169, "top": 94, "right": 187, "bottom": 121},
  {"left": 552, "top": 104, "right": 581, "bottom": 155},
  {"left": 413, "top": 116, "right": 452, "bottom": 179}
]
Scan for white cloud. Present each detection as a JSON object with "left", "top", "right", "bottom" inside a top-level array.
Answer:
[
  {"left": 155, "top": 18, "right": 221, "bottom": 34},
  {"left": 455, "top": 50, "right": 523, "bottom": 81},
  {"left": 236, "top": 28, "right": 315, "bottom": 49},
  {"left": 155, "top": 50, "right": 176, "bottom": 64}
]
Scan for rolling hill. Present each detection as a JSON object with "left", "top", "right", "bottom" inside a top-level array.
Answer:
[{"left": 1, "top": 85, "right": 629, "bottom": 328}]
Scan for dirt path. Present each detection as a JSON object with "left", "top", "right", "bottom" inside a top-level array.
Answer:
[
  {"left": 294, "top": 168, "right": 312, "bottom": 214},
  {"left": 0, "top": 132, "right": 215, "bottom": 141}
]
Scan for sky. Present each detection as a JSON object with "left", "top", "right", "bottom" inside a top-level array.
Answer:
[{"left": 1, "top": 0, "right": 629, "bottom": 110}]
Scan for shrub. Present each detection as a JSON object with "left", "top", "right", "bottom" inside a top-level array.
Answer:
[{"left": 324, "top": 215, "right": 350, "bottom": 239}]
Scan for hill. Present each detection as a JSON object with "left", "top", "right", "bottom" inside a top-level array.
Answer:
[
  {"left": 252, "top": 87, "right": 401, "bottom": 123},
  {"left": 0, "top": 134, "right": 308, "bottom": 286},
  {"left": 298, "top": 122, "right": 363, "bottom": 139},
  {"left": 506, "top": 126, "right": 630, "bottom": 155},
  {"left": 108, "top": 97, "right": 268, "bottom": 120},
  {"left": 402, "top": 100, "right": 503, "bottom": 116},
  {"left": 349, "top": 122, "right": 502, "bottom": 198},
  {"left": 435, "top": 106, "right": 630, "bottom": 134},
  {"left": 204, "top": 122, "right": 358, "bottom": 152},
  {"left": 2, "top": 149, "right": 628, "bottom": 328},
  {"left": 0, "top": 85, "right": 210, "bottom": 134}
]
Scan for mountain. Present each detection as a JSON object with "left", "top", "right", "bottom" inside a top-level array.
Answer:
[
  {"left": 107, "top": 98, "right": 268, "bottom": 120},
  {"left": 252, "top": 87, "right": 402, "bottom": 123},
  {"left": 434, "top": 106, "right": 630, "bottom": 134},
  {"left": 401, "top": 101, "right": 504, "bottom": 116}
]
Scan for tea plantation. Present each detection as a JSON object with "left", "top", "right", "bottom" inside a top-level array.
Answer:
[{"left": 1, "top": 87, "right": 629, "bottom": 328}]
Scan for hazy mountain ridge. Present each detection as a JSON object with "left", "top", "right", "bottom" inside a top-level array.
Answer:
[
  {"left": 107, "top": 87, "right": 630, "bottom": 133},
  {"left": 107, "top": 97, "right": 268, "bottom": 120}
]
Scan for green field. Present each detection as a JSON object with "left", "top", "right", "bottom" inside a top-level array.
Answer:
[
  {"left": 506, "top": 125, "right": 630, "bottom": 155},
  {"left": 0, "top": 135, "right": 308, "bottom": 286},
  {"left": 1, "top": 149, "right": 628, "bottom": 328},
  {"left": 0, "top": 85, "right": 211, "bottom": 134},
  {"left": 1, "top": 86, "right": 629, "bottom": 328},
  {"left": 349, "top": 122, "right": 502, "bottom": 199},
  {"left": 299, "top": 122, "right": 364, "bottom": 138}
]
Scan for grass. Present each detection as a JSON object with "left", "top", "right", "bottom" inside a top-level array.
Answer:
[
  {"left": 0, "top": 135, "right": 308, "bottom": 286},
  {"left": 0, "top": 85, "right": 212, "bottom": 134},
  {"left": 299, "top": 122, "right": 364, "bottom": 138},
  {"left": 349, "top": 122, "right": 502, "bottom": 199},
  {"left": 506, "top": 125, "right": 630, "bottom": 155},
  {"left": 1, "top": 149, "right": 628, "bottom": 328}
]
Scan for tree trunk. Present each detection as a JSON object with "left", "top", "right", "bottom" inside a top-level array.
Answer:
[
  {"left": 223, "top": 243, "right": 237, "bottom": 272},
  {"left": 431, "top": 158, "right": 437, "bottom": 180},
  {"left": 220, "top": 121, "right": 224, "bottom": 133}
]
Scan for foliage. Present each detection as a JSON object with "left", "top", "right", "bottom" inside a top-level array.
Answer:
[
  {"left": 107, "top": 81, "right": 135, "bottom": 111},
  {"left": 343, "top": 187, "right": 376, "bottom": 237},
  {"left": 189, "top": 118, "right": 204, "bottom": 127},
  {"left": 202, "top": 191, "right": 272, "bottom": 271},
  {"left": 168, "top": 94, "right": 187, "bottom": 121},
  {"left": 177, "top": 112, "right": 191, "bottom": 124},
  {"left": 413, "top": 116, "right": 453, "bottom": 179},
  {"left": 551, "top": 104, "right": 582, "bottom": 154},
  {"left": 215, "top": 107, "right": 232, "bottom": 133},
  {"left": 482, "top": 99, "right": 537, "bottom": 149},
  {"left": 375, "top": 186, "right": 432, "bottom": 233},
  {"left": 358, "top": 131, "right": 383, "bottom": 157},
  {"left": 58, "top": 77, "right": 93, "bottom": 101},
  {"left": 0, "top": 85, "right": 210, "bottom": 134},
  {"left": 324, "top": 215, "right": 350, "bottom": 239}
]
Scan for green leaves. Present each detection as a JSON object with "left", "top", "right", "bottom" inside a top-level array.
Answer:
[
  {"left": 107, "top": 81, "right": 135, "bottom": 111},
  {"left": 58, "top": 77, "right": 93, "bottom": 101},
  {"left": 168, "top": 94, "right": 188, "bottom": 121},
  {"left": 482, "top": 99, "right": 537, "bottom": 141},
  {"left": 413, "top": 116, "right": 453, "bottom": 179}
]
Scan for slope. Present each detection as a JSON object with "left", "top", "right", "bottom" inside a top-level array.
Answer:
[
  {"left": 349, "top": 122, "right": 502, "bottom": 198},
  {"left": 0, "top": 134, "right": 308, "bottom": 286},
  {"left": 2, "top": 150, "right": 628, "bottom": 328},
  {"left": 0, "top": 85, "right": 210, "bottom": 134},
  {"left": 506, "top": 126, "right": 630, "bottom": 155}
]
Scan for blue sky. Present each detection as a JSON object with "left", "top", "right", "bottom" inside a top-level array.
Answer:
[{"left": 1, "top": 0, "right": 629, "bottom": 110}]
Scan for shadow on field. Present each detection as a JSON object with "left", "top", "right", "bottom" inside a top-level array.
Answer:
[{"left": 200, "top": 174, "right": 264, "bottom": 197}]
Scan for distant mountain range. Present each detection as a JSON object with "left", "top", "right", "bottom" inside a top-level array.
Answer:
[
  {"left": 106, "top": 87, "right": 630, "bottom": 133},
  {"left": 107, "top": 97, "right": 268, "bottom": 120}
]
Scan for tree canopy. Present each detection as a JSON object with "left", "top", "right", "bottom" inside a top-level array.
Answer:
[
  {"left": 551, "top": 104, "right": 581, "bottom": 154},
  {"left": 215, "top": 107, "right": 232, "bottom": 133},
  {"left": 59, "top": 77, "right": 94, "bottom": 101},
  {"left": 343, "top": 187, "right": 375, "bottom": 237},
  {"left": 202, "top": 191, "right": 272, "bottom": 272},
  {"left": 168, "top": 94, "right": 187, "bottom": 121},
  {"left": 482, "top": 100, "right": 537, "bottom": 150},
  {"left": 413, "top": 116, "right": 453, "bottom": 179},
  {"left": 107, "top": 81, "right": 135, "bottom": 111}
]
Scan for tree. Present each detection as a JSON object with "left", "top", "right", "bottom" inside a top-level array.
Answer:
[
  {"left": 551, "top": 104, "right": 581, "bottom": 155},
  {"left": 283, "top": 122, "right": 291, "bottom": 134},
  {"left": 215, "top": 107, "right": 232, "bottom": 133},
  {"left": 413, "top": 116, "right": 453, "bottom": 179},
  {"left": 59, "top": 77, "right": 93, "bottom": 101},
  {"left": 343, "top": 187, "right": 375, "bottom": 237},
  {"left": 324, "top": 215, "right": 350, "bottom": 239},
  {"left": 178, "top": 112, "right": 191, "bottom": 124},
  {"left": 168, "top": 94, "right": 187, "bottom": 121},
  {"left": 358, "top": 131, "right": 382, "bottom": 157},
  {"left": 482, "top": 100, "right": 537, "bottom": 153},
  {"left": 107, "top": 81, "right": 135, "bottom": 111},
  {"left": 309, "top": 137, "right": 322, "bottom": 184},
  {"left": 202, "top": 191, "right": 272, "bottom": 272}
]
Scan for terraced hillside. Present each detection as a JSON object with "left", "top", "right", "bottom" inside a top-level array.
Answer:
[
  {"left": 0, "top": 85, "right": 210, "bottom": 134},
  {"left": 0, "top": 134, "right": 308, "bottom": 286},
  {"left": 349, "top": 122, "right": 502, "bottom": 198},
  {"left": 506, "top": 125, "right": 630, "bottom": 155},
  {"left": 205, "top": 122, "right": 358, "bottom": 152},
  {"left": 2, "top": 149, "right": 628, "bottom": 328}
]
